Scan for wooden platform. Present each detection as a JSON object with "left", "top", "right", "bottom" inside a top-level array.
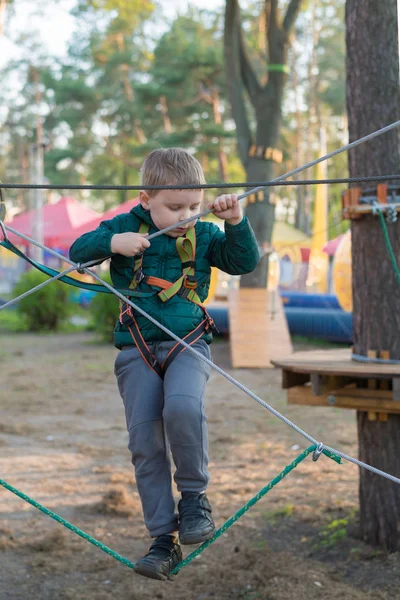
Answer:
[
  {"left": 228, "top": 288, "right": 292, "bottom": 368},
  {"left": 272, "top": 349, "right": 400, "bottom": 420},
  {"left": 272, "top": 348, "right": 400, "bottom": 378}
]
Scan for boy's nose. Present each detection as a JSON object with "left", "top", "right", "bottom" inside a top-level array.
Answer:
[{"left": 180, "top": 210, "right": 190, "bottom": 221}]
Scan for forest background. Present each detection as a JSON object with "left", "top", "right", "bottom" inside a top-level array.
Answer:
[{"left": 0, "top": 0, "right": 347, "bottom": 238}]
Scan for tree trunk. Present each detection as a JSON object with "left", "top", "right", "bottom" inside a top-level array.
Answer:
[
  {"left": 346, "top": 0, "right": 400, "bottom": 551},
  {"left": 240, "top": 157, "right": 275, "bottom": 287},
  {"left": 224, "top": 0, "right": 302, "bottom": 288}
]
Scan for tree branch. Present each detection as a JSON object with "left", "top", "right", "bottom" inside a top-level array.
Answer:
[
  {"left": 224, "top": 0, "right": 252, "bottom": 166},
  {"left": 269, "top": 0, "right": 279, "bottom": 27},
  {"left": 238, "top": 24, "right": 262, "bottom": 101},
  {"left": 283, "top": 0, "right": 302, "bottom": 33}
]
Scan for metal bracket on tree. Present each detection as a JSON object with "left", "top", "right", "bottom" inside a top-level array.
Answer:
[
  {"left": 341, "top": 183, "right": 400, "bottom": 220},
  {"left": 248, "top": 144, "right": 283, "bottom": 164}
]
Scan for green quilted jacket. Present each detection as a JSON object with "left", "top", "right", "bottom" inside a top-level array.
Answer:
[{"left": 69, "top": 204, "right": 260, "bottom": 348}]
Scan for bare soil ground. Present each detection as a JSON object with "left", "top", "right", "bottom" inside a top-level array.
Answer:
[{"left": 1, "top": 332, "right": 399, "bottom": 600}]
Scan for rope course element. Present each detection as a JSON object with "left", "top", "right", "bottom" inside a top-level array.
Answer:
[
  {"left": 0, "top": 445, "right": 339, "bottom": 573},
  {"left": 2, "top": 119, "right": 400, "bottom": 569},
  {"left": 1, "top": 173, "right": 400, "bottom": 192},
  {"left": 3, "top": 222, "right": 400, "bottom": 489}
]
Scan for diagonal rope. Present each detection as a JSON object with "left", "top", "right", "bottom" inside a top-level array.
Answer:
[
  {"left": 171, "top": 446, "right": 339, "bottom": 574},
  {"left": 1, "top": 222, "right": 318, "bottom": 446},
  {"left": 0, "top": 264, "right": 81, "bottom": 311},
  {"left": 146, "top": 120, "right": 400, "bottom": 240},
  {"left": 3, "top": 222, "right": 400, "bottom": 487},
  {"left": 2, "top": 120, "right": 400, "bottom": 484}
]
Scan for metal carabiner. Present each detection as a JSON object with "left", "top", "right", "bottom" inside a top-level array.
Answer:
[{"left": 312, "top": 442, "right": 324, "bottom": 462}]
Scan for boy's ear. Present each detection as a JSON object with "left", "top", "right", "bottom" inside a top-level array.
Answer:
[{"left": 139, "top": 190, "right": 150, "bottom": 209}]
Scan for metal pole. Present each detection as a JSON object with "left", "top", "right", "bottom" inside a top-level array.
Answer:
[{"left": 34, "top": 142, "right": 44, "bottom": 263}]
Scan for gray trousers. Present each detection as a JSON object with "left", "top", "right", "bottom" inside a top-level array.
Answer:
[{"left": 114, "top": 340, "right": 211, "bottom": 537}]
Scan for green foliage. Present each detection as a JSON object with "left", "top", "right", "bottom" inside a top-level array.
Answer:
[
  {"left": 263, "top": 503, "right": 295, "bottom": 523},
  {"left": 0, "top": 308, "right": 28, "bottom": 333},
  {"left": 13, "top": 269, "right": 71, "bottom": 332},
  {"left": 0, "top": 0, "right": 346, "bottom": 238},
  {"left": 314, "top": 509, "right": 357, "bottom": 549},
  {"left": 89, "top": 273, "right": 120, "bottom": 342}
]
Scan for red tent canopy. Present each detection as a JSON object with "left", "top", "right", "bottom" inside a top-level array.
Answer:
[
  {"left": 323, "top": 234, "right": 344, "bottom": 256},
  {"left": 55, "top": 197, "right": 140, "bottom": 249},
  {"left": 6, "top": 197, "right": 101, "bottom": 249}
]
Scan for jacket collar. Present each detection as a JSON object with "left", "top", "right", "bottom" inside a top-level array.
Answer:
[
  {"left": 131, "top": 204, "right": 156, "bottom": 228},
  {"left": 131, "top": 203, "right": 196, "bottom": 238}
]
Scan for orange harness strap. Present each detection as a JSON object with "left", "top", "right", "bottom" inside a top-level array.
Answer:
[{"left": 119, "top": 223, "right": 217, "bottom": 378}]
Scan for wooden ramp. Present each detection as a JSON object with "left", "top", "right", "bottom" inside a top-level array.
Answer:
[{"left": 228, "top": 288, "right": 292, "bottom": 368}]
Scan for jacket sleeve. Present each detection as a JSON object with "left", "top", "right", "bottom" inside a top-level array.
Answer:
[
  {"left": 69, "top": 215, "right": 128, "bottom": 264},
  {"left": 206, "top": 217, "right": 261, "bottom": 275}
]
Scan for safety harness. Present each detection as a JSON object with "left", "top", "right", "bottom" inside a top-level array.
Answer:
[{"left": 119, "top": 222, "right": 217, "bottom": 379}]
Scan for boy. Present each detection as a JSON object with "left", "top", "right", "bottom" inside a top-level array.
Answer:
[{"left": 69, "top": 148, "right": 260, "bottom": 581}]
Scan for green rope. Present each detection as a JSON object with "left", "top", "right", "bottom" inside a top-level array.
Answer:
[
  {"left": 0, "top": 477, "right": 135, "bottom": 569},
  {"left": 0, "top": 240, "right": 155, "bottom": 298},
  {"left": 321, "top": 447, "right": 342, "bottom": 464},
  {"left": 377, "top": 210, "right": 400, "bottom": 286},
  {"left": 0, "top": 445, "right": 341, "bottom": 575},
  {"left": 172, "top": 445, "right": 339, "bottom": 574}
]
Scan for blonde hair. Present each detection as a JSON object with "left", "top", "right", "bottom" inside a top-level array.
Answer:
[{"left": 140, "top": 148, "right": 206, "bottom": 196}]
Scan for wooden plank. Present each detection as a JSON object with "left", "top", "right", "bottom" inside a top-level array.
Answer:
[
  {"left": 377, "top": 183, "right": 388, "bottom": 204},
  {"left": 287, "top": 385, "right": 400, "bottom": 414},
  {"left": 272, "top": 348, "right": 400, "bottom": 377},
  {"left": 334, "top": 387, "right": 392, "bottom": 400},
  {"left": 228, "top": 288, "right": 292, "bottom": 368}
]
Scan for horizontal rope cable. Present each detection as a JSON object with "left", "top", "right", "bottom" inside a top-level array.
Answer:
[
  {"left": 146, "top": 121, "right": 400, "bottom": 240},
  {"left": 1, "top": 173, "right": 400, "bottom": 191}
]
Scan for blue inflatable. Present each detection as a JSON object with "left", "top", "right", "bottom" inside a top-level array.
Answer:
[
  {"left": 284, "top": 307, "right": 352, "bottom": 343},
  {"left": 207, "top": 292, "right": 353, "bottom": 343},
  {"left": 280, "top": 291, "right": 341, "bottom": 310}
]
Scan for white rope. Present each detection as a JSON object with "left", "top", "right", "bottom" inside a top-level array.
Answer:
[{"left": 147, "top": 119, "right": 400, "bottom": 240}]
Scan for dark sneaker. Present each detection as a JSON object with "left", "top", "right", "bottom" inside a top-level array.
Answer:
[
  {"left": 178, "top": 492, "right": 216, "bottom": 545},
  {"left": 133, "top": 535, "right": 182, "bottom": 581}
]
